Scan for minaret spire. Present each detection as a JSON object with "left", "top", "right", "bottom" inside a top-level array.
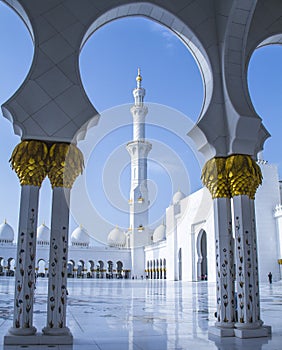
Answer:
[
  {"left": 133, "top": 68, "right": 145, "bottom": 107},
  {"left": 136, "top": 68, "right": 142, "bottom": 88},
  {"left": 126, "top": 69, "right": 152, "bottom": 278}
]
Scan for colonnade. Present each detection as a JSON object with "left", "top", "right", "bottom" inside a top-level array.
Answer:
[
  {"left": 6, "top": 140, "right": 83, "bottom": 343},
  {"left": 202, "top": 155, "right": 269, "bottom": 338},
  {"left": 145, "top": 259, "right": 166, "bottom": 279}
]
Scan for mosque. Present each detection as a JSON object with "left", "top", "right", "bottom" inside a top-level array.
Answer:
[
  {"left": 3, "top": 1, "right": 282, "bottom": 344},
  {"left": 1, "top": 70, "right": 282, "bottom": 286}
]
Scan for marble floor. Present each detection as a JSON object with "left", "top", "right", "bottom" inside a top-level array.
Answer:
[{"left": 0, "top": 277, "right": 281, "bottom": 350}]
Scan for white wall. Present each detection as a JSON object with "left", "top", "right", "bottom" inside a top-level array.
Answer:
[{"left": 255, "top": 163, "right": 281, "bottom": 282}]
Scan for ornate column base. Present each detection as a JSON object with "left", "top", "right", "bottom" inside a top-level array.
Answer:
[
  {"left": 42, "top": 326, "right": 72, "bottom": 336},
  {"left": 209, "top": 325, "right": 235, "bottom": 337},
  {"left": 234, "top": 320, "right": 271, "bottom": 338},
  {"left": 209, "top": 324, "right": 271, "bottom": 338},
  {"left": 4, "top": 331, "right": 73, "bottom": 345},
  {"left": 7, "top": 325, "right": 37, "bottom": 336},
  {"left": 234, "top": 326, "right": 270, "bottom": 339}
]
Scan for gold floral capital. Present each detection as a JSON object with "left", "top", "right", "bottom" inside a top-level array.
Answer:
[
  {"left": 225, "top": 154, "right": 262, "bottom": 199},
  {"left": 202, "top": 155, "right": 262, "bottom": 199},
  {"left": 10, "top": 140, "right": 48, "bottom": 187},
  {"left": 201, "top": 157, "right": 230, "bottom": 199},
  {"left": 48, "top": 143, "right": 84, "bottom": 188}
]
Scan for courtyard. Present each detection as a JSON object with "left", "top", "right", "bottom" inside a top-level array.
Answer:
[{"left": 0, "top": 277, "right": 281, "bottom": 350}]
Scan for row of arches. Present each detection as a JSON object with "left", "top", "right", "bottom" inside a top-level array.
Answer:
[
  {"left": 66, "top": 259, "right": 128, "bottom": 279},
  {"left": 0, "top": 258, "right": 130, "bottom": 279},
  {"left": 0, "top": 257, "right": 15, "bottom": 276},
  {"left": 146, "top": 258, "right": 166, "bottom": 280}
]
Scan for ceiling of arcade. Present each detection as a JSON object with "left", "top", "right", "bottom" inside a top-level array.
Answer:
[{"left": 1, "top": 0, "right": 282, "bottom": 160}]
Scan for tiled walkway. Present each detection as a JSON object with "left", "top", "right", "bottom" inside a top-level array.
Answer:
[{"left": 0, "top": 277, "right": 281, "bottom": 349}]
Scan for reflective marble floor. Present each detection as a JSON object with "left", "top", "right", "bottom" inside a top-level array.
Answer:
[{"left": 0, "top": 277, "right": 281, "bottom": 350}]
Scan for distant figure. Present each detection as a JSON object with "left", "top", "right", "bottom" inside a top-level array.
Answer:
[{"left": 268, "top": 272, "right": 272, "bottom": 284}]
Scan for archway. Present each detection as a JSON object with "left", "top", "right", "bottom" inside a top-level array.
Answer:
[
  {"left": 97, "top": 260, "right": 104, "bottom": 279},
  {"left": 197, "top": 230, "right": 207, "bottom": 281},
  {"left": 107, "top": 260, "right": 113, "bottom": 278},
  {"left": 117, "top": 261, "right": 123, "bottom": 279},
  {"left": 7, "top": 258, "right": 15, "bottom": 276},
  {"left": 37, "top": 259, "right": 46, "bottom": 278},
  {"left": 88, "top": 260, "right": 95, "bottom": 278},
  {"left": 248, "top": 44, "right": 282, "bottom": 172},
  {"left": 178, "top": 248, "right": 182, "bottom": 281},
  {"left": 77, "top": 260, "right": 85, "bottom": 278},
  {"left": 163, "top": 258, "right": 166, "bottom": 280},
  {"left": 67, "top": 260, "right": 75, "bottom": 278},
  {"left": 77, "top": 7, "right": 206, "bottom": 237}
]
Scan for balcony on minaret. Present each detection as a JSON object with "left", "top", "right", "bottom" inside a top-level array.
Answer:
[
  {"left": 137, "top": 225, "right": 144, "bottom": 232},
  {"left": 137, "top": 196, "right": 144, "bottom": 203}
]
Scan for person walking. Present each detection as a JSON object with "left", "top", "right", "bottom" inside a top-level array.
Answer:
[{"left": 268, "top": 272, "right": 272, "bottom": 284}]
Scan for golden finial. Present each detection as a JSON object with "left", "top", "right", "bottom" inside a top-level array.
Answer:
[
  {"left": 4, "top": 218, "right": 7, "bottom": 224},
  {"left": 136, "top": 68, "right": 142, "bottom": 82}
]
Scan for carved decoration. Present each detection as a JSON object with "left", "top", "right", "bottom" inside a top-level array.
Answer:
[
  {"left": 202, "top": 155, "right": 262, "bottom": 199},
  {"left": 48, "top": 143, "right": 84, "bottom": 189},
  {"left": 201, "top": 157, "right": 230, "bottom": 198},
  {"left": 10, "top": 140, "right": 48, "bottom": 187}
]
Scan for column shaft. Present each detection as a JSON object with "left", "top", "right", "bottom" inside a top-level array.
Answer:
[
  {"left": 233, "top": 195, "right": 262, "bottom": 329},
  {"left": 213, "top": 198, "right": 236, "bottom": 329},
  {"left": 10, "top": 185, "right": 39, "bottom": 335},
  {"left": 43, "top": 187, "right": 71, "bottom": 335}
]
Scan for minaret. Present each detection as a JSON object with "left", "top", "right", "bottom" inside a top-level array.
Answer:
[{"left": 126, "top": 69, "right": 152, "bottom": 277}]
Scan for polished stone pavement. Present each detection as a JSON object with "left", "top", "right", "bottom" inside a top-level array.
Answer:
[{"left": 0, "top": 277, "right": 281, "bottom": 350}]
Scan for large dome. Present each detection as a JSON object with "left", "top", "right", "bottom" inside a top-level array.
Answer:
[
  {"left": 153, "top": 224, "right": 166, "bottom": 243},
  {"left": 0, "top": 220, "right": 14, "bottom": 243},
  {"left": 37, "top": 224, "right": 50, "bottom": 244},
  {"left": 71, "top": 225, "right": 90, "bottom": 247},
  {"left": 172, "top": 190, "right": 185, "bottom": 205},
  {"left": 107, "top": 226, "right": 126, "bottom": 247}
]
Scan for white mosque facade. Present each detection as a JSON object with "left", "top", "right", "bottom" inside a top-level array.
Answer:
[{"left": 1, "top": 72, "right": 282, "bottom": 284}]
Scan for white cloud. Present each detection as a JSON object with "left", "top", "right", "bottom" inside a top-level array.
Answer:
[{"left": 150, "top": 22, "right": 177, "bottom": 49}]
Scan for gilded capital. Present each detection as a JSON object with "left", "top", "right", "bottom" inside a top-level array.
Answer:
[
  {"left": 10, "top": 140, "right": 48, "bottom": 187},
  {"left": 225, "top": 155, "right": 262, "bottom": 199},
  {"left": 48, "top": 143, "right": 84, "bottom": 188},
  {"left": 202, "top": 155, "right": 262, "bottom": 200},
  {"left": 201, "top": 157, "right": 230, "bottom": 199}
]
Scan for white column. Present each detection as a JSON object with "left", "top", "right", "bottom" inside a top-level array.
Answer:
[
  {"left": 42, "top": 187, "right": 72, "bottom": 338},
  {"left": 209, "top": 197, "right": 235, "bottom": 337},
  {"left": 9, "top": 185, "right": 39, "bottom": 335},
  {"left": 233, "top": 195, "right": 268, "bottom": 338}
]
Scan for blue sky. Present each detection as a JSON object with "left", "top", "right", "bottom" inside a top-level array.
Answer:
[{"left": 0, "top": 3, "right": 281, "bottom": 242}]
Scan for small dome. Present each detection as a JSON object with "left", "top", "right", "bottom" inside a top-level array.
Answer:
[
  {"left": 71, "top": 225, "right": 90, "bottom": 246},
  {"left": 107, "top": 226, "right": 126, "bottom": 247},
  {"left": 153, "top": 224, "right": 166, "bottom": 243},
  {"left": 172, "top": 190, "right": 185, "bottom": 204},
  {"left": 0, "top": 220, "right": 14, "bottom": 242},
  {"left": 37, "top": 224, "right": 50, "bottom": 244}
]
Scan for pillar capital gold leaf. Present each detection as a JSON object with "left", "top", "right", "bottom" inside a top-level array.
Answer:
[
  {"left": 48, "top": 143, "right": 84, "bottom": 189},
  {"left": 201, "top": 157, "right": 230, "bottom": 199},
  {"left": 10, "top": 140, "right": 48, "bottom": 187},
  {"left": 202, "top": 155, "right": 262, "bottom": 199},
  {"left": 225, "top": 154, "right": 262, "bottom": 199}
]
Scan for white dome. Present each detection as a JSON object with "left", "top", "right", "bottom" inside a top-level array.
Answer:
[
  {"left": 37, "top": 224, "right": 50, "bottom": 243},
  {"left": 172, "top": 190, "right": 185, "bottom": 204},
  {"left": 153, "top": 224, "right": 166, "bottom": 243},
  {"left": 0, "top": 220, "right": 14, "bottom": 242},
  {"left": 107, "top": 227, "right": 126, "bottom": 247},
  {"left": 71, "top": 225, "right": 90, "bottom": 246}
]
